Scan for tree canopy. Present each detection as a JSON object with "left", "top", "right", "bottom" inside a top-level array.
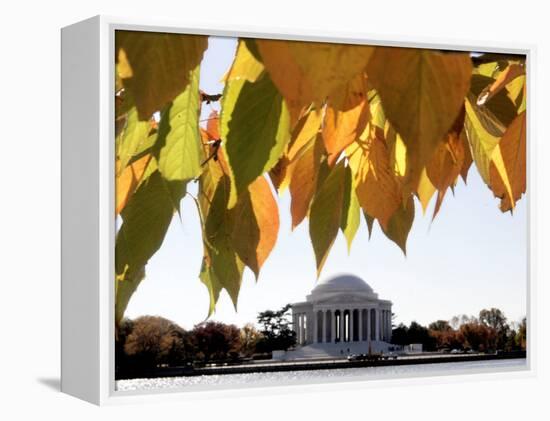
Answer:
[{"left": 115, "top": 32, "right": 526, "bottom": 325}]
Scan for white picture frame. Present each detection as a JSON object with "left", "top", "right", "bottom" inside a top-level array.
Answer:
[{"left": 61, "top": 15, "right": 536, "bottom": 405}]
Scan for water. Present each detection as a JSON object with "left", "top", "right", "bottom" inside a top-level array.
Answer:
[{"left": 116, "top": 358, "right": 526, "bottom": 392}]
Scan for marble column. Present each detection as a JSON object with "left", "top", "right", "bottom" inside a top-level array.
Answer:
[
  {"left": 349, "top": 309, "right": 355, "bottom": 342},
  {"left": 334, "top": 310, "right": 339, "bottom": 342},
  {"left": 340, "top": 310, "right": 345, "bottom": 343},
  {"left": 313, "top": 311, "right": 318, "bottom": 343},
  {"left": 387, "top": 310, "right": 392, "bottom": 341},
  {"left": 375, "top": 310, "right": 380, "bottom": 341},
  {"left": 366, "top": 308, "right": 371, "bottom": 341},
  {"left": 380, "top": 310, "right": 386, "bottom": 341},
  {"left": 322, "top": 310, "right": 327, "bottom": 343},
  {"left": 358, "top": 309, "right": 363, "bottom": 341}
]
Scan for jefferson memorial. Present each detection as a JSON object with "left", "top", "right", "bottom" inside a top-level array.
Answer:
[{"left": 281, "top": 274, "right": 393, "bottom": 359}]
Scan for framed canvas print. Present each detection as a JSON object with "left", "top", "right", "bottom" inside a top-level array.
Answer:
[{"left": 61, "top": 16, "right": 532, "bottom": 405}]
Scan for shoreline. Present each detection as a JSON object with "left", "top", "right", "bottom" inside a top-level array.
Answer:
[{"left": 116, "top": 351, "right": 526, "bottom": 380}]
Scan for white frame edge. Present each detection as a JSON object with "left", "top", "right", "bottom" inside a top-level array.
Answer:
[{"left": 60, "top": 14, "right": 536, "bottom": 406}]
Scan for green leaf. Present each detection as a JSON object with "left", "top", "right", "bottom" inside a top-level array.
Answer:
[
  {"left": 115, "top": 267, "right": 145, "bottom": 326},
  {"left": 380, "top": 195, "right": 415, "bottom": 255},
  {"left": 115, "top": 170, "right": 186, "bottom": 323},
  {"left": 116, "top": 31, "right": 207, "bottom": 120},
  {"left": 117, "top": 107, "right": 151, "bottom": 172},
  {"left": 309, "top": 161, "right": 346, "bottom": 277},
  {"left": 221, "top": 73, "right": 291, "bottom": 208},
  {"left": 340, "top": 165, "right": 360, "bottom": 252},
  {"left": 199, "top": 257, "right": 223, "bottom": 318},
  {"left": 202, "top": 175, "right": 245, "bottom": 308},
  {"left": 154, "top": 65, "right": 204, "bottom": 194}
]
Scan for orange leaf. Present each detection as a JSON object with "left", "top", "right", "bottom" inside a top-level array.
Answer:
[
  {"left": 489, "top": 111, "right": 526, "bottom": 211},
  {"left": 231, "top": 176, "right": 280, "bottom": 278},
  {"left": 323, "top": 73, "right": 370, "bottom": 166},
  {"left": 256, "top": 39, "right": 374, "bottom": 124},
  {"left": 116, "top": 154, "right": 152, "bottom": 214},
  {"left": 206, "top": 110, "right": 220, "bottom": 140}
]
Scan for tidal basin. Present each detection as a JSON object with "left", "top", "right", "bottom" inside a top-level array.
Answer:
[{"left": 116, "top": 358, "right": 526, "bottom": 392}]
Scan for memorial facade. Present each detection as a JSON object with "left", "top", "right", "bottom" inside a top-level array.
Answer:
[{"left": 282, "top": 274, "right": 393, "bottom": 358}]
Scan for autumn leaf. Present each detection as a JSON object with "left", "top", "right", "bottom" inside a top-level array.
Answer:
[
  {"left": 323, "top": 73, "right": 370, "bottom": 166},
  {"left": 287, "top": 108, "right": 323, "bottom": 161},
  {"left": 309, "top": 161, "right": 347, "bottom": 276},
  {"left": 200, "top": 172, "right": 245, "bottom": 309},
  {"left": 367, "top": 47, "right": 472, "bottom": 186},
  {"left": 116, "top": 31, "right": 207, "bottom": 120},
  {"left": 340, "top": 165, "right": 360, "bottom": 252},
  {"left": 221, "top": 73, "right": 290, "bottom": 208},
  {"left": 489, "top": 111, "right": 526, "bottom": 211},
  {"left": 416, "top": 168, "right": 437, "bottom": 214},
  {"left": 223, "top": 39, "right": 264, "bottom": 83},
  {"left": 231, "top": 176, "right": 280, "bottom": 278},
  {"left": 116, "top": 153, "right": 152, "bottom": 215},
  {"left": 206, "top": 110, "right": 220, "bottom": 140},
  {"left": 363, "top": 210, "right": 375, "bottom": 240},
  {"left": 477, "top": 64, "right": 525, "bottom": 107},
  {"left": 347, "top": 126, "right": 402, "bottom": 229},
  {"left": 115, "top": 171, "right": 186, "bottom": 323},
  {"left": 464, "top": 94, "right": 515, "bottom": 207},
  {"left": 425, "top": 107, "right": 466, "bottom": 217},
  {"left": 116, "top": 106, "right": 152, "bottom": 173},
  {"left": 460, "top": 131, "right": 473, "bottom": 183},
  {"left": 256, "top": 39, "right": 374, "bottom": 122},
  {"left": 381, "top": 195, "right": 415, "bottom": 255},
  {"left": 464, "top": 95, "right": 501, "bottom": 184},
  {"left": 470, "top": 74, "right": 518, "bottom": 129},
  {"left": 289, "top": 134, "right": 326, "bottom": 229}
]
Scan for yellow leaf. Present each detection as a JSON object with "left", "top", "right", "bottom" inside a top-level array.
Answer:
[
  {"left": 416, "top": 168, "right": 436, "bottom": 214},
  {"left": 350, "top": 126, "right": 402, "bottom": 230},
  {"left": 464, "top": 95, "right": 502, "bottom": 184},
  {"left": 256, "top": 39, "right": 374, "bottom": 122},
  {"left": 489, "top": 111, "right": 526, "bottom": 211},
  {"left": 490, "top": 145, "right": 515, "bottom": 209},
  {"left": 224, "top": 39, "right": 264, "bottom": 83},
  {"left": 368, "top": 47, "right": 472, "bottom": 186},
  {"left": 287, "top": 108, "right": 323, "bottom": 162},
  {"left": 323, "top": 73, "right": 370, "bottom": 166}
]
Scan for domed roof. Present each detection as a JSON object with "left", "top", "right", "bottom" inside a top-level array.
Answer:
[{"left": 311, "top": 274, "right": 374, "bottom": 295}]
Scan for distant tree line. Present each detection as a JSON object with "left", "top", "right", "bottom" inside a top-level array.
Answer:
[
  {"left": 116, "top": 305, "right": 296, "bottom": 375},
  {"left": 391, "top": 308, "right": 527, "bottom": 353}
]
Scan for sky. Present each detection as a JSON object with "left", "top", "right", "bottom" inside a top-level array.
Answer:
[{"left": 123, "top": 37, "right": 527, "bottom": 331}]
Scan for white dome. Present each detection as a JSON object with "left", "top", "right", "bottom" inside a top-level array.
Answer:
[{"left": 311, "top": 274, "right": 374, "bottom": 295}]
